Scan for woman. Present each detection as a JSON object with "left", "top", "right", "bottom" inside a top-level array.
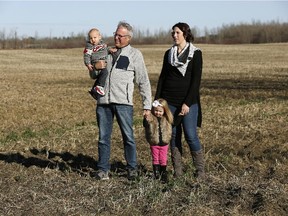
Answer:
[{"left": 155, "top": 22, "right": 205, "bottom": 179}]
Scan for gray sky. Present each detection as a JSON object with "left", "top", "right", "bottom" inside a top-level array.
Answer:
[{"left": 0, "top": 0, "right": 287, "bottom": 38}]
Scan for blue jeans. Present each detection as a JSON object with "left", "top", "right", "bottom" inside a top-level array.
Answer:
[
  {"left": 96, "top": 104, "right": 137, "bottom": 172},
  {"left": 169, "top": 104, "right": 202, "bottom": 153}
]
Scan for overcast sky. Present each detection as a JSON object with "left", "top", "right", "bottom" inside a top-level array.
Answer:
[{"left": 0, "top": 1, "right": 287, "bottom": 38}]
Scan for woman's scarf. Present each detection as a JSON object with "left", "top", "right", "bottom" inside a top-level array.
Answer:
[{"left": 168, "top": 42, "right": 199, "bottom": 76}]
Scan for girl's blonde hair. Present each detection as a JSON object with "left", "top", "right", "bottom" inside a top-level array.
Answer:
[{"left": 152, "top": 98, "right": 174, "bottom": 124}]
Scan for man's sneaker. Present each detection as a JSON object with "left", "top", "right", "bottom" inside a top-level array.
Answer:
[
  {"left": 127, "top": 169, "right": 138, "bottom": 181},
  {"left": 95, "top": 86, "right": 105, "bottom": 96},
  {"left": 93, "top": 170, "right": 109, "bottom": 180}
]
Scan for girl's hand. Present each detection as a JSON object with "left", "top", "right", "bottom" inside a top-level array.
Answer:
[{"left": 144, "top": 111, "right": 152, "bottom": 121}]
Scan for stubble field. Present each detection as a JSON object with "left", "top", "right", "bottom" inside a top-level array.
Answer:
[{"left": 0, "top": 43, "right": 287, "bottom": 215}]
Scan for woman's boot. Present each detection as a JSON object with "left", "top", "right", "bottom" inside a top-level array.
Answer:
[
  {"left": 171, "top": 147, "right": 183, "bottom": 177},
  {"left": 191, "top": 150, "right": 205, "bottom": 179}
]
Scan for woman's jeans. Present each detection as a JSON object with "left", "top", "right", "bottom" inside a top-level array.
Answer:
[
  {"left": 96, "top": 104, "right": 137, "bottom": 172},
  {"left": 169, "top": 104, "right": 202, "bottom": 153}
]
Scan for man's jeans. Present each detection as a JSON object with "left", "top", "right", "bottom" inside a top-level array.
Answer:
[
  {"left": 96, "top": 104, "right": 137, "bottom": 172},
  {"left": 169, "top": 104, "right": 202, "bottom": 153}
]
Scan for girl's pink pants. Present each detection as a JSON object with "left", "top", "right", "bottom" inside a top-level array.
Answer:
[{"left": 150, "top": 145, "right": 169, "bottom": 166}]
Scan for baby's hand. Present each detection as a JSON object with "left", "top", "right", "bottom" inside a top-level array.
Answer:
[{"left": 87, "top": 64, "right": 93, "bottom": 71}]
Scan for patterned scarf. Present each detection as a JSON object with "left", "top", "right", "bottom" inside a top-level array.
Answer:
[
  {"left": 168, "top": 42, "right": 199, "bottom": 76},
  {"left": 112, "top": 48, "right": 121, "bottom": 66}
]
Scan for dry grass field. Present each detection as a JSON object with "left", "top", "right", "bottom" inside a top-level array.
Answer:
[{"left": 0, "top": 43, "right": 287, "bottom": 215}]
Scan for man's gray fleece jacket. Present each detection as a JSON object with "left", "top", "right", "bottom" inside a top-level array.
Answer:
[{"left": 97, "top": 45, "right": 152, "bottom": 110}]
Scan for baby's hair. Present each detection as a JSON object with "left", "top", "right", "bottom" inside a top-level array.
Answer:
[
  {"left": 153, "top": 98, "right": 174, "bottom": 124},
  {"left": 88, "top": 28, "right": 101, "bottom": 37}
]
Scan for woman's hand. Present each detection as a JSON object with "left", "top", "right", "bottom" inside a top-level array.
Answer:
[{"left": 179, "top": 103, "right": 189, "bottom": 116}]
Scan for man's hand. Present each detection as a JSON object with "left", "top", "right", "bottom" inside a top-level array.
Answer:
[{"left": 94, "top": 60, "right": 107, "bottom": 70}]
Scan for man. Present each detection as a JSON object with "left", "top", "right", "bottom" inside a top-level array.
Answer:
[{"left": 93, "top": 21, "right": 152, "bottom": 180}]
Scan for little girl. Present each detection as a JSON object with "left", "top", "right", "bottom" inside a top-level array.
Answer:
[{"left": 143, "top": 98, "right": 173, "bottom": 183}]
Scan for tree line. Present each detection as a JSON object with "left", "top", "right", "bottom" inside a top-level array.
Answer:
[{"left": 0, "top": 20, "right": 287, "bottom": 49}]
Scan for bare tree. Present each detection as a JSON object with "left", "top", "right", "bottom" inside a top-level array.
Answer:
[{"left": 0, "top": 29, "right": 6, "bottom": 49}]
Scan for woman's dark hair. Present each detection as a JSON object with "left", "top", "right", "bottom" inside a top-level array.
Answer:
[{"left": 172, "top": 22, "right": 194, "bottom": 42}]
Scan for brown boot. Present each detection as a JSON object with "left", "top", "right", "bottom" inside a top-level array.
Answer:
[
  {"left": 171, "top": 147, "right": 183, "bottom": 177},
  {"left": 191, "top": 150, "right": 205, "bottom": 179}
]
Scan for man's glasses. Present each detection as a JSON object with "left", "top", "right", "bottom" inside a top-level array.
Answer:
[{"left": 113, "top": 32, "right": 129, "bottom": 39}]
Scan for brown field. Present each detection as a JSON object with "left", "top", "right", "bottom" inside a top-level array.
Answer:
[{"left": 0, "top": 43, "right": 287, "bottom": 215}]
